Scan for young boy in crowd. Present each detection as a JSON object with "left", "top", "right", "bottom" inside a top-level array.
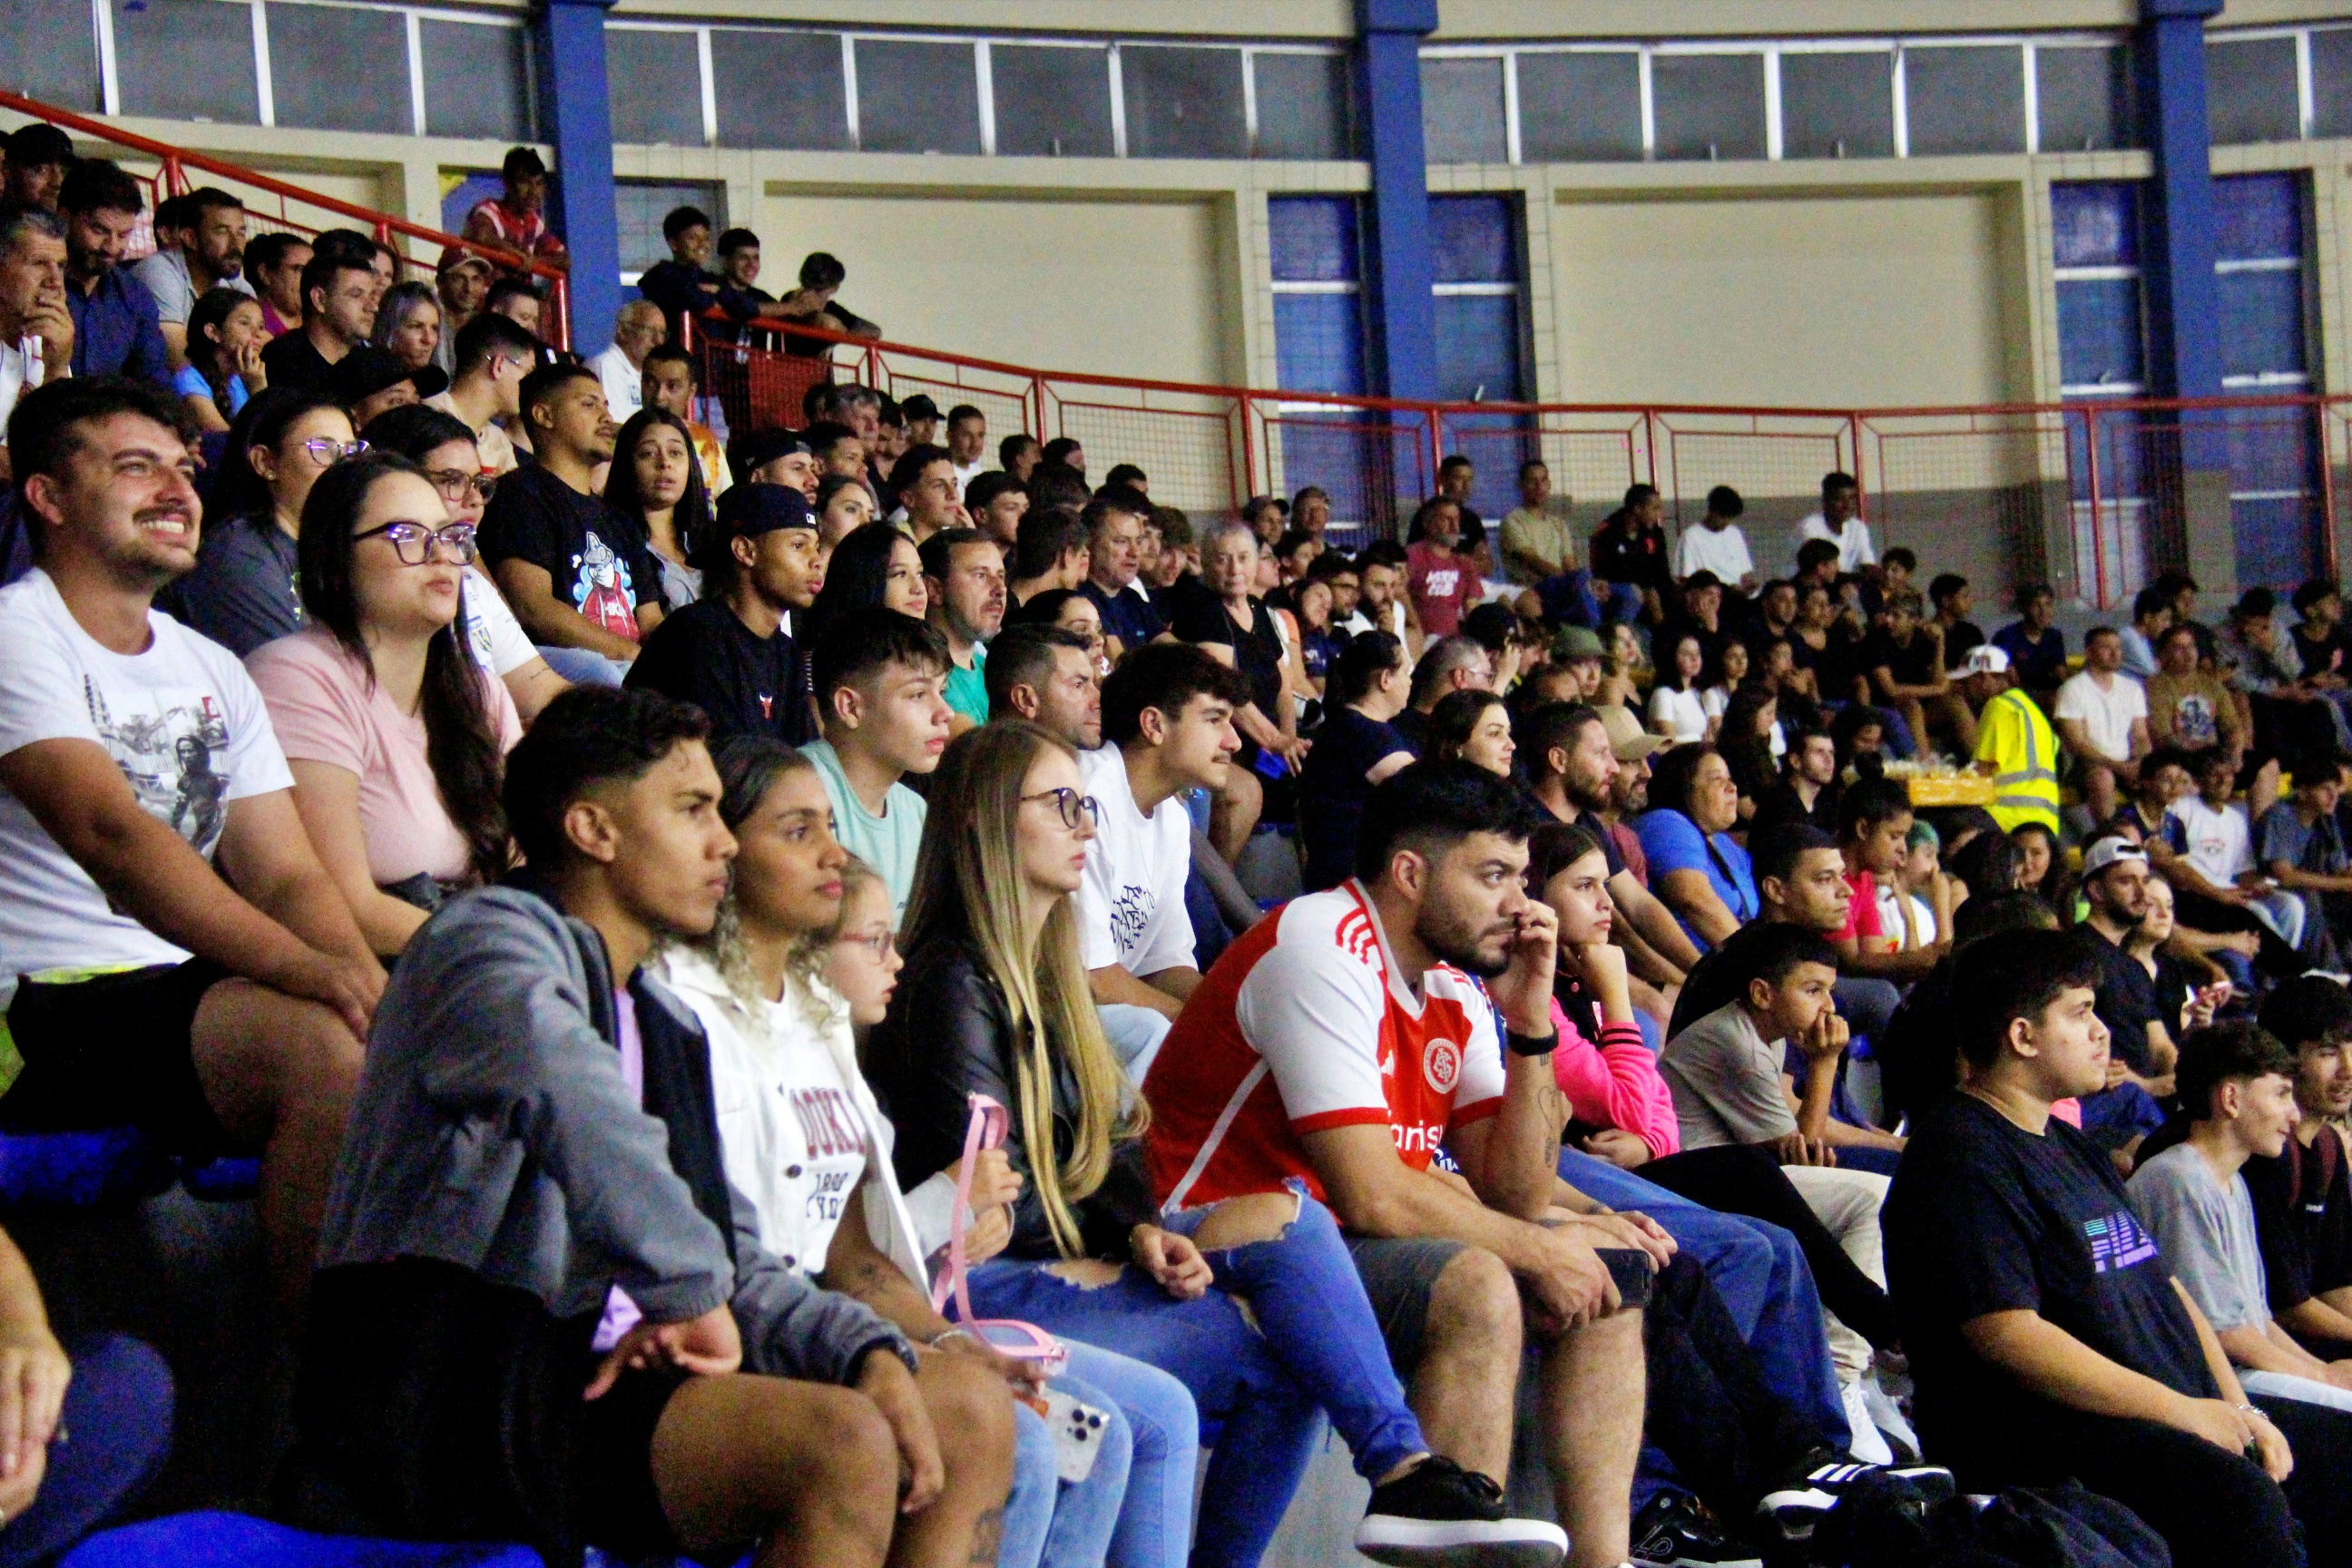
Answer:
[
  {"left": 2128, "top": 1022, "right": 2352, "bottom": 1411},
  {"left": 2257, "top": 751, "right": 2352, "bottom": 965},
  {"left": 625, "top": 483, "right": 822, "bottom": 745},
  {"left": 802, "top": 609, "right": 953, "bottom": 926},
  {"left": 1861, "top": 593, "right": 1972, "bottom": 756},
  {"left": 1671, "top": 485, "right": 1757, "bottom": 596},
  {"left": 917, "top": 527, "right": 1004, "bottom": 731},
  {"left": 2243, "top": 978, "right": 2352, "bottom": 1353},
  {"left": 1831, "top": 778, "right": 1947, "bottom": 993},
  {"left": 279, "top": 687, "right": 1015, "bottom": 1566},
  {"left": 1885, "top": 928, "right": 2352, "bottom": 1568}
]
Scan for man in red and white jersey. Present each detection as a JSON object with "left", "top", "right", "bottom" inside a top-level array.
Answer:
[{"left": 1143, "top": 761, "right": 1650, "bottom": 1568}]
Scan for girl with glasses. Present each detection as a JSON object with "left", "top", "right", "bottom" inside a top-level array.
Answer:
[
  {"left": 871, "top": 723, "right": 1517, "bottom": 1568},
  {"left": 657, "top": 740, "right": 1163, "bottom": 1568},
  {"left": 174, "top": 386, "right": 358, "bottom": 655},
  {"left": 246, "top": 453, "right": 519, "bottom": 956}
]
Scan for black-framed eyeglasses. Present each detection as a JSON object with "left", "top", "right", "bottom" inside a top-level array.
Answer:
[
  {"left": 301, "top": 437, "right": 368, "bottom": 466},
  {"left": 1022, "top": 788, "right": 1101, "bottom": 831},
  {"left": 424, "top": 467, "right": 497, "bottom": 503},
  {"left": 352, "top": 520, "right": 479, "bottom": 564}
]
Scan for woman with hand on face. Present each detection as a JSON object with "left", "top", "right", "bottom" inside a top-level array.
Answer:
[
  {"left": 659, "top": 741, "right": 1152, "bottom": 1568},
  {"left": 869, "top": 724, "right": 1522, "bottom": 1568},
  {"left": 246, "top": 454, "right": 520, "bottom": 956},
  {"left": 175, "top": 287, "right": 270, "bottom": 433},
  {"left": 605, "top": 407, "right": 712, "bottom": 611}
]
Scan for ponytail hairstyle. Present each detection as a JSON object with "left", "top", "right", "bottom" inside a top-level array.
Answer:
[
  {"left": 898, "top": 721, "right": 1141, "bottom": 1258},
  {"left": 296, "top": 452, "right": 507, "bottom": 885}
]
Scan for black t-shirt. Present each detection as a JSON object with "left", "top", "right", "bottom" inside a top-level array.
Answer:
[
  {"left": 1885, "top": 1093, "right": 2218, "bottom": 1473},
  {"left": 1591, "top": 514, "right": 1671, "bottom": 592},
  {"left": 2085, "top": 931, "right": 2160, "bottom": 1074},
  {"left": 1795, "top": 629, "right": 1867, "bottom": 706},
  {"left": 1861, "top": 627, "right": 1941, "bottom": 690},
  {"left": 1171, "top": 593, "right": 1283, "bottom": 728},
  {"left": 636, "top": 260, "right": 722, "bottom": 342},
  {"left": 625, "top": 596, "right": 811, "bottom": 745},
  {"left": 478, "top": 466, "right": 662, "bottom": 644},
  {"left": 1390, "top": 706, "right": 1431, "bottom": 759},
  {"left": 1299, "top": 706, "right": 1413, "bottom": 891},
  {"left": 1749, "top": 779, "right": 1837, "bottom": 844},
  {"left": 1940, "top": 618, "right": 1987, "bottom": 671},
  {"left": 260, "top": 330, "right": 339, "bottom": 393},
  {"left": 2291, "top": 622, "right": 2349, "bottom": 682}
]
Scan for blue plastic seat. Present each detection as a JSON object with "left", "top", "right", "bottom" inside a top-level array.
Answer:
[
  {"left": 0, "top": 1129, "right": 171, "bottom": 1209},
  {"left": 61, "top": 1511, "right": 543, "bottom": 1568}
]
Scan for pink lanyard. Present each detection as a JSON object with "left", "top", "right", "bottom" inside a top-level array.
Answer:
[{"left": 929, "top": 1093, "right": 1067, "bottom": 1375}]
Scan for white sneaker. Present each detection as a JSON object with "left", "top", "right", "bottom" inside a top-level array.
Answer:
[
  {"left": 1859, "top": 1368, "right": 1919, "bottom": 1460},
  {"left": 1839, "top": 1378, "right": 1894, "bottom": 1465}
]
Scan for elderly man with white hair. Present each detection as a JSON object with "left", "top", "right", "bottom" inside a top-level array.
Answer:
[{"left": 590, "top": 298, "right": 667, "bottom": 417}]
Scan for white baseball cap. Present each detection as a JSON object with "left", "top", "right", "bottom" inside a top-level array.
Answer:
[
  {"left": 2081, "top": 836, "right": 2147, "bottom": 880},
  {"left": 1963, "top": 644, "right": 2012, "bottom": 676}
]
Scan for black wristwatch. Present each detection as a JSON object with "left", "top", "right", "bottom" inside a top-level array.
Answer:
[{"left": 1506, "top": 1027, "right": 1559, "bottom": 1058}]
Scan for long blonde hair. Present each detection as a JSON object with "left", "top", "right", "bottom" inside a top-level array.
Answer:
[{"left": 899, "top": 721, "right": 1143, "bottom": 1258}]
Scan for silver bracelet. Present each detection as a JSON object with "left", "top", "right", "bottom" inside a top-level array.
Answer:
[{"left": 929, "top": 1327, "right": 978, "bottom": 1348}]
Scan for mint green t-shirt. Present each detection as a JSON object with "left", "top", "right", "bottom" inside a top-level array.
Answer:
[
  {"left": 944, "top": 645, "right": 989, "bottom": 727},
  {"left": 800, "top": 740, "right": 927, "bottom": 928}
]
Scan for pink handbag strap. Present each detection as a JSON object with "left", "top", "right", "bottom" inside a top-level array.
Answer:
[{"left": 931, "top": 1093, "right": 1065, "bottom": 1370}]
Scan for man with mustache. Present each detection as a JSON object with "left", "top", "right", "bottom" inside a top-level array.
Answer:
[{"left": 0, "top": 376, "right": 382, "bottom": 1318}]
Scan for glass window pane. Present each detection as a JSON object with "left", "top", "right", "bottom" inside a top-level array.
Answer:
[
  {"left": 2206, "top": 35, "right": 2300, "bottom": 144},
  {"left": 1274, "top": 294, "right": 1365, "bottom": 396},
  {"left": 2314, "top": 28, "right": 2352, "bottom": 139},
  {"left": 618, "top": 181, "right": 720, "bottom": 277},
  {"left": 2215, "top": 172, "right": 2304, "bottom": 262},
  {"left": 1269, "top": 196, "right": 1358, "bottom": 282},
  {"left": 2220, "top": 270, "right": 2308, "bottom": 378},
  {"left": 1253, "top": 52, "right": 1352, "bottom": 161},
  {"left": 1420, "top": 56, "right": 1505, "bottom": 163},
  {"left": 1435, "top": 294, "right": 1522, "bottom": 402},
  {"left": 114, "top": 0, "right": 259, "bottom": 124},
  {"left": 267, "top": 2, "right": 409, "bottom": 134},
  {"left": 855, "top": 38, "right": 980, "bottom": 156},
  {"left": 1904, "top": 44, "right": 2024, "bottom": 155},
  {"left": 1652, "top": 54, "right": 1767, "bottom": 162},
  {"left": 1431, "top": 194, "right": 1516, "bottom": 284},
  {"left": 2052, "top": 181, "right": 2139, "bottom": 270},
  {"left": 1779, "top": 50, "right": 1895, "bottom": 160},
  {"left": 0, "top": 0, "right": 101, "bottom": 113},
  {"left": 713, "top": 30, "right": 847, "bottom": 152},
  {"left": 1122, "top": 45, "right": 1246, "bottom": 160},
  {"left": 2056, "top": 279, "right": 2145, "bottom": 388},
  {"left": 607, "top": 28, "right": 703, "bottom": 147},
  {"left": 991, "top": 44, "right": 1112, "bottom": 158},
  {"left": 2035, "top": 44, "right": 2132, "bottom": 152},
  {"left": 423, "top": 21, "right": 532, "bottom": 142},
  {"left": 1517, "top": 52, "right": 1642, "bottom": 162}
]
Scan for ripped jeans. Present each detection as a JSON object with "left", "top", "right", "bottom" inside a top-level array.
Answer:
[{"left": 969, "top": 1186, "right": 1422, "bottom": 1566}]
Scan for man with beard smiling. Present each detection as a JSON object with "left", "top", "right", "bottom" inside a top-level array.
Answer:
[
  {"left": 0, "top": 377, "right": 381, "bottom": 1317},
  {"left": 1144, "top": 761, "right": 1646, "bottom": 1568}
]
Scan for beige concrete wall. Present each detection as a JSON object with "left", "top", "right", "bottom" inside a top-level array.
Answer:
[{"left": 1544, "top": 187, "right": 2030, "bottom": 414}]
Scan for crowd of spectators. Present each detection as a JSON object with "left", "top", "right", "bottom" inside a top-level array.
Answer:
[{"left": 12, "top": 143, "right": 2352, "bottom": 1568}]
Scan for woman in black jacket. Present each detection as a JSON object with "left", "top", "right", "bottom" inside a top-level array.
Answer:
[{"left": 867, "top": 722, "right": 1553, "bottom": 1568}]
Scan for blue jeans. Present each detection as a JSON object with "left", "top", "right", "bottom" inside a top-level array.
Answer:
[
  {"left": 533, "top": 643, "right": 631, "bottom": 687},
  {"left": 1540, "top": 570, "right": 1642, "bottom": 629},
  {"left": 970, "top": 1261, "right": 1322, "bottom": 1567},
  {"left": 1557, "top": 1152, "right": 1847, "bottom": 1449},
  {"left": 1161, "top": 1184, "right": 1425, "bottom": 1483},
  {"left": 0, "top": 1334, "right": 172, "bottom": 1568},
  {"left": 1002, "top": 1364, "right": 1133, "bottom": 1568}
]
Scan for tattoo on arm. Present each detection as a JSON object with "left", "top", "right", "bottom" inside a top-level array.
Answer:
[{"left": 967, "top": 1507, "right": 1004, "bottom": 1566}]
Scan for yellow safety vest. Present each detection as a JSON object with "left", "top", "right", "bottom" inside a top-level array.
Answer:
[{"left": 1974, "top": 688, "right": 2061, "bottom": 833}]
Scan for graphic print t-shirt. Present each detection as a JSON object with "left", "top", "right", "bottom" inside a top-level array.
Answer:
[
  {"left": 1141, "top": 880, "right": 1507, "bottom": 1211},
  {"left": 0, "top": 569, "right": 293, "bottom": 986},
  {"left": 478, "top": 465, "right": 661, "bottom": 644},
  {"left": 1077, "top": 745, "right": 1197, "bottom": 979}
]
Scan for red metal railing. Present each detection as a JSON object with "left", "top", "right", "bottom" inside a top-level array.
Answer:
[
  {"left": 0, "top": 90, "right": 571, "bottom": 348},
  {"left": 691, "top": 317, "right": 2345, "bottom": 609}
]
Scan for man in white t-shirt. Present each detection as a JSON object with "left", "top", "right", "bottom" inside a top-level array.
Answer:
[
  {"left": 2055, "top": 626, "right": 2154, "bottom": 824},
  {"left": 588, "top": 299, "right": 664, "bottom": 420},
  {"left": 0, "top": 377, "right": 383, "bottom": 1313},
  {"left": 945, "top": 402, "right": 988, "bottom": 499},
  {"left": 1079, "top": 645, "right": 1251, "bottom": 1079},
  {"left": 2171, "top": 749, "right": 2309, "bottom": 956},
  {"left": 1794, "top": 471, "right": 1877, "bottom": 576},
  {"left": 1671, "top": 485, "right": 1758, "bottom": 593}
]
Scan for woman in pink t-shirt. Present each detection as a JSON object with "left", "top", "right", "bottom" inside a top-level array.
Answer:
[{"left": 248, "top": 453, "right": 521, "bottom": 956}]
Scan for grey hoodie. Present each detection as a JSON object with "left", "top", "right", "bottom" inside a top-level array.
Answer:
[{"left": 315, "top": 884, "right": 911, "bottom": 1385}]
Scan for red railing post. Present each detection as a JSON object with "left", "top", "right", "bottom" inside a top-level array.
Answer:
[
  {"left": 1237, "top": 392, "right": 1258, "bottom": 509},
  {"left": 1847, "top": 412, "right": 1867, "bottom": 517},
  {"left": 2320, "top": 399, "right": 2340, "bottom": 582},
  {"left": 2082, "top": 404, "right": 2107, "bottom": 610}
]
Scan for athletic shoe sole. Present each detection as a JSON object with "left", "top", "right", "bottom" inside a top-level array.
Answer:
[
  {"left": 1632, "top": 1547, "right": 1762, "bottom": 1568},
  {"left": 1757, "top": 1464, "right": 1957, "bottom": 1541},
  {"left": 1355, "top": 1515, "right": 1569, "bottom": 1567}
]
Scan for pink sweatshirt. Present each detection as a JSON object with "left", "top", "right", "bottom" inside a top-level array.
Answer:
[{"left": 1549, "top": 995, "right": 1681, "bottom": 1159}]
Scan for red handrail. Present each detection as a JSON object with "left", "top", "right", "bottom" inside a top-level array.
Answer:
[{"left": 0, "top": 89, "right": 571, "bottom": 347}]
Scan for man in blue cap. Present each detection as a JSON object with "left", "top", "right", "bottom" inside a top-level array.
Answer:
[{"left": 626, "top": 483, "right": 822, "bottom": 743}]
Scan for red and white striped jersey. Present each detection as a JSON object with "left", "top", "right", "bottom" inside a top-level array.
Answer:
[{"left": 1141, "top": 880, "right": 1505, "bottom": 1212}]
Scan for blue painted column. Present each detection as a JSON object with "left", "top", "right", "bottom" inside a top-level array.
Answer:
[
  {"left": 535, "top": 0, "right": 622, "bottom": 357},
  {"left": 1354, "top": 0, "right": 1438, "bottom": 403},
  {"left": 2135, "top": 0, "right": 2233, "bottom": 592}
]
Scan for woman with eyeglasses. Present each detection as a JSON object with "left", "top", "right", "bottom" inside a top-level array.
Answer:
[
  {"left": 604, "top": 407, "right": 712, "bottom": 611},
  {"left": 174, "top": 386, "right": 361, "bottom": 655},
  {"left": 657, "top": 741, "right": 1172, "bottom": 1568},
  {"left": 246, "top": 452, "right": 518, "bottom": 956},
  {"left": 360, "top": 404, "right": 570, "bottom": 724},
  {"left": 870, "top": 723, "right": 1518, "bottom": 1568}
]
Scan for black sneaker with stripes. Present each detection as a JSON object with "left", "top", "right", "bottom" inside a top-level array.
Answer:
[{"left": 1756, "top": 1456, "right": 1956, "bottom": 1542}]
